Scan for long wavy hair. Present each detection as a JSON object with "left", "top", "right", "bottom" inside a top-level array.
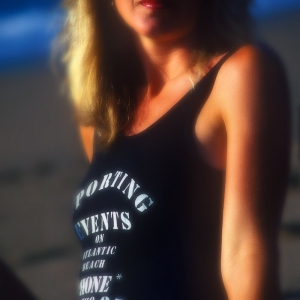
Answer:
[{"left": 62, "top": 0, "right": 253, "bottom": 149}]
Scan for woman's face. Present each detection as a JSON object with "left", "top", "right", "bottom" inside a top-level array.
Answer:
[{"left": 114, "top": 0, "right": 201, "bottom": 43}]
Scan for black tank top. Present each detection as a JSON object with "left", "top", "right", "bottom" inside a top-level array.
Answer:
[{"left": 72, "top": 52, "right": 234, "bottom": 300}]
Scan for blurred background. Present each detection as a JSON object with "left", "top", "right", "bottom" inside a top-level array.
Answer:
[{"left": 0, "top": 0, "right": 299, "bottom": 299}]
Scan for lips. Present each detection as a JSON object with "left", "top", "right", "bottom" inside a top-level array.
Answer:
[{"left": 138, "top": 0, "right": 174, "bottom": 9}]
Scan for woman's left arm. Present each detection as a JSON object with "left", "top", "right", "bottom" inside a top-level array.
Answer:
[{"left": 219, "top": 45, "right": 290, "bottom": 300}]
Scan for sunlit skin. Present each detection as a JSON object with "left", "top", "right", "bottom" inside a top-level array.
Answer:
[{"left": 79, "top": 0, "right": 289, "bottom": 299}]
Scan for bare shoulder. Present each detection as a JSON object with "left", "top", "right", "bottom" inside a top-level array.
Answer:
[
  {"left": 215, "top": 44, "right": 289, "bottom": 117},
  {"left": 211, "top": 44, "right": 290, "bottom": 133},
  {"left": 219, "top": 43, "right": 286, "bottom": 83},
  {"left": 196, "top": 44, "right": 290, "bottom": 169}
]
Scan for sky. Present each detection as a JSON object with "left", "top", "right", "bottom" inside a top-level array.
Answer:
[{"left": 0, "top": 0, "right": 300, "bottom": 71}]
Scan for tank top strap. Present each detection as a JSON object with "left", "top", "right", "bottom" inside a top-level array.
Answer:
[
  {"left": 185, "top": 47, "right": 239, "bottom": 125},
  {"left": 193, "top": 46, "right": 238, "bottom": 97}
]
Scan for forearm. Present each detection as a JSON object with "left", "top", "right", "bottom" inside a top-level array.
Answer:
[{"left": 221, "top": 246, "right": 281, "bottom": 300}]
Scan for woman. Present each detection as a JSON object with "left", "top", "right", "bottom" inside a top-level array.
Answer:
[{"left": 64, "top": 0, "right": 290, "bottom": 299}]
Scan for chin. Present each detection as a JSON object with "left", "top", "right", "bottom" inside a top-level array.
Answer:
[
  {"left": 135, "top": 19, "right": 166, "bottom": 38},
  {"left": 115, "top": 0, "right": 199, "bottom": 42},
  {"left": 131, "top": 17, "right": 195, "bottom": 43}
]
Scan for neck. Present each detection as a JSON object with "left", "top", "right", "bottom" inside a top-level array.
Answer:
[{"left": 136, "top": 33, "right": 198, "bottom": 97}]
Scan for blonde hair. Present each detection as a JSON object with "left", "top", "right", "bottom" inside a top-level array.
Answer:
[{"left": 62, "top": 0, "right": 252, "bottom": 149}]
